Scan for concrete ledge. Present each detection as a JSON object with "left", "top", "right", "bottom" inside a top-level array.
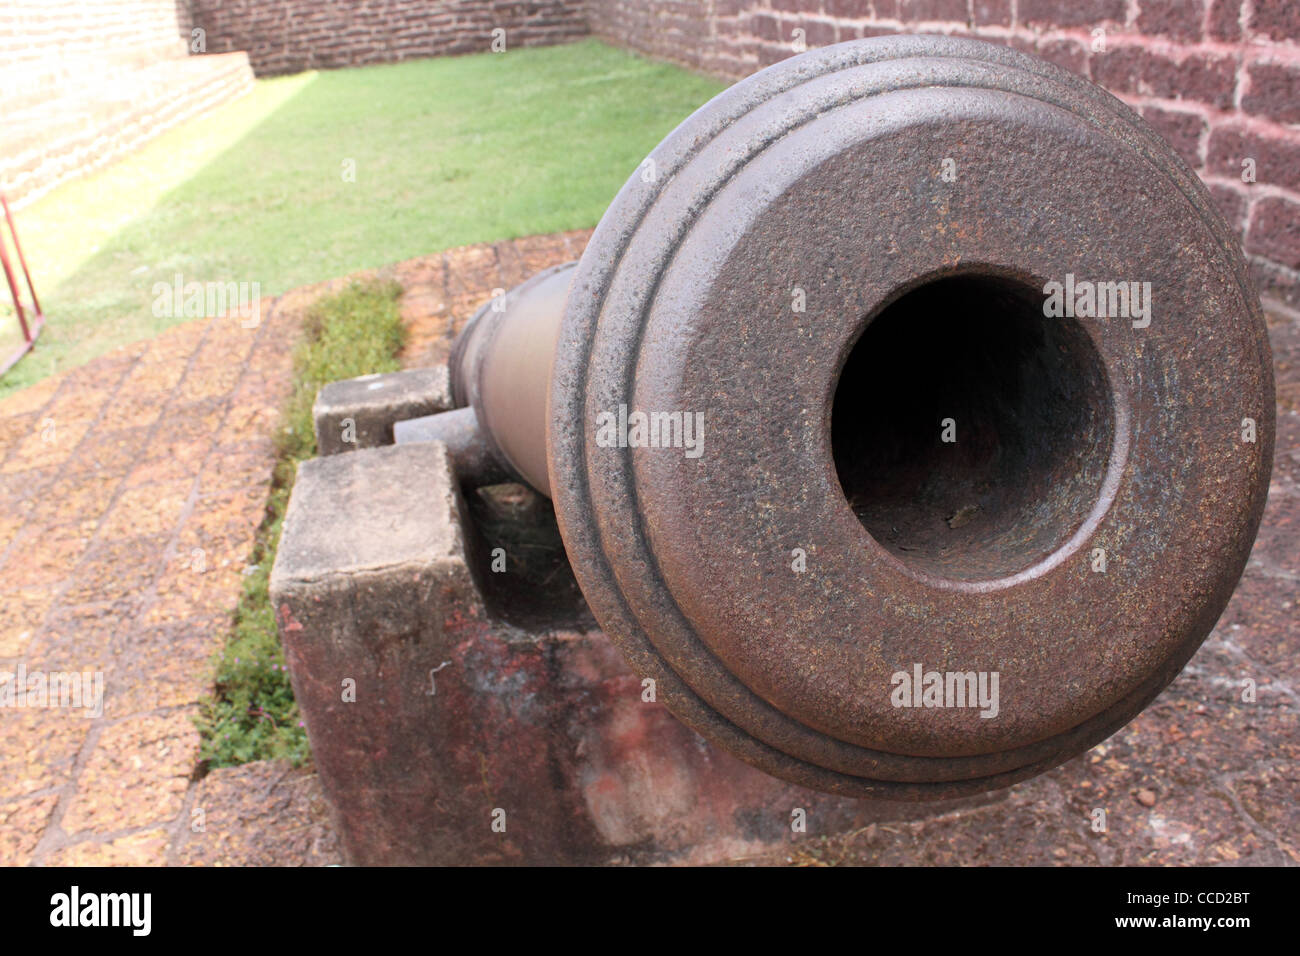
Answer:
[
  {"left": 312, "top": 366, "right": 454, "bottom": 455},
  {"left": 271, "top": 439, "right": 987, "bottom": 864}
]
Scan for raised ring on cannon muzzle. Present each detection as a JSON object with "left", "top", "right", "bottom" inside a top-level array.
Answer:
[{"left": 401, "top": 35, "right": 1275, "bottom": 799}]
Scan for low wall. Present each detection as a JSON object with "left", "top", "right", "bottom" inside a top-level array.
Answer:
[{"left": 189, "top": 0, "right": 589, "bottom": 77}]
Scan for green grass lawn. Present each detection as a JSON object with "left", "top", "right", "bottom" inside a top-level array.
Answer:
[{"left": 0, "top": 40, "right": 723, "bottom": 397}]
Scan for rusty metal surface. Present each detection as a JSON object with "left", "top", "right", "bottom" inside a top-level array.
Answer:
[
  {"left": 545, "top": 36, "right": 1276, "bottom": 798},
  {"left": 449, "top": 261, "right": 575, "bottom": 494}
]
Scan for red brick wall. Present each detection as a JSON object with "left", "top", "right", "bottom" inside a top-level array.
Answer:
[
  {"left": 588, "top": 0, "right": 1300, "bottom": 309},
  {"left": 189, "top": 0, "right": 589, "bottom": 77}
]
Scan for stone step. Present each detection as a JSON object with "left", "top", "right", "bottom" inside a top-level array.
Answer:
[
  {"left": 0, "top": 38, "right": 191, "bottom": 114},
  {"left": 0, "top": 52, "right": 255, "bottom": 208}
]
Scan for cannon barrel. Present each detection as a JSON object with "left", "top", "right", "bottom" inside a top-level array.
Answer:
[{"left": 394, "top": 35, "right": 1275, "bottom": 799}]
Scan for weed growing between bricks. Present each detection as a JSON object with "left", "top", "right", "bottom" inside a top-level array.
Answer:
[{"left": 196, "top": 278, "right": 405, "bottom": 770}]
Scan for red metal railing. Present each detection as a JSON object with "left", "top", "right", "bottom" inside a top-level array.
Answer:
[{"left": 0, "top": 193, "right": 45, "bottom": 376}]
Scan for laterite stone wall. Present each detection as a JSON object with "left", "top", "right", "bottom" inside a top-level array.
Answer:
[
  {"left": 0, "top": 1, "right": 253, "bottom": 208},
  {"left": 187, "top": 0, "right": 590, "bottom": 77},
  {"left": 586, "top": 0, "right": 1300, "bottom": 308}
]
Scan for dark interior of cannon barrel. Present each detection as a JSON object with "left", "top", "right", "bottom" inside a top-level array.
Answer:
[{"left": 832, "top": 273, "right": 1115, "bottom": 583}]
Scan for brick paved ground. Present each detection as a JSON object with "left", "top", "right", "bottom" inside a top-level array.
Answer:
[
  {"left": 1, "top": 226, "right": 1294, "bottom": 865},
  {"left": 0, "top": 230, "right": 588, "bottom": 866}
]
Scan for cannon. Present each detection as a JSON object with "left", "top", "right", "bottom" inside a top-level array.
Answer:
[{"left": 386, "top": 34, "right": 1273, "bottom": 800}]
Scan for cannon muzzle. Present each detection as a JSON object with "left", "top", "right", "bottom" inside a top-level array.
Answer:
[{"left": 395, "top": 35, "right": 1275, "bottom": 798}]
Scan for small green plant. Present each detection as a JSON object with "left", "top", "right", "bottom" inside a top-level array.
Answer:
[{"left": 196, "top": 278, "right": 405, "bottom": 770}]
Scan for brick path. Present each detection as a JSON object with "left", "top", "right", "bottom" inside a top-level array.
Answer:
[
  {"left": 0, "top": 229, "right": 589, "bottom": 866},
  {"left": 1, "top": 226, "right": 1294, "bottom": 866},
  {"left": 0, "top": 282, "right": 322, "bottom": 864}
]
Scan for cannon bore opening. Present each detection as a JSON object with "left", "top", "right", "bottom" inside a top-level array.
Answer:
[{"left": 832, "top": 273, "right": 1115, "bottom": 583}]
